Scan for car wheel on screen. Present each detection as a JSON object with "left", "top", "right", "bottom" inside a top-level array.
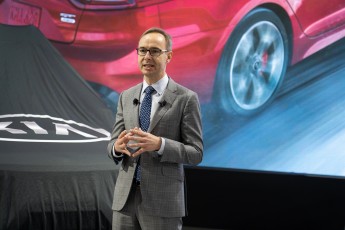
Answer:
[{"left": 214, "top": 7, "right": 289, "bottom": 116}]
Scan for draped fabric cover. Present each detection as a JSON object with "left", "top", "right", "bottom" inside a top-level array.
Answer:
[{"left": 0, "top": 24, "right": 118, "bottom": 230}]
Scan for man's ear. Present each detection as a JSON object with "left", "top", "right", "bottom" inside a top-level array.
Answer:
[{"left": 167, "top": 51, "right": 173, "bottom": 63}]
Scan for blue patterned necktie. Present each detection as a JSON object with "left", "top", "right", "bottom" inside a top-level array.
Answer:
[
  {"left": 135, "top": 86, "right": 155, "bottom": 184},
  {"left": 139, "top": 86, "right": 155, "bottom": 132}
]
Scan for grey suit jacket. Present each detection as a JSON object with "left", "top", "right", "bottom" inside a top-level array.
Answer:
[{"left": 107, "top": 78, "right": 203, "bottom": 218}]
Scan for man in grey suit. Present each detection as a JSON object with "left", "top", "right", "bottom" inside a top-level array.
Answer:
[{"left": 107, "top": 27, "right": 203, "bottom": 230}]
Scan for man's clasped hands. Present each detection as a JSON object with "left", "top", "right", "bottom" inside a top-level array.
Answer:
[{"left": 114, "top": 127, "right": 162, "bottom": 158}]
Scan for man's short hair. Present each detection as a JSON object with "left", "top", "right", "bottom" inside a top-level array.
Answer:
[{"left": 140, "top": 27, "right": 172, "bottom": 51}]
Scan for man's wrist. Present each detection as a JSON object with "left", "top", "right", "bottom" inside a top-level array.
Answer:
[
  {"left": 156, "top": 137, "right": 165, "bottom": 155},
  {"left": 155, "top": 137, "right": 162, "bottom": 151},
  {"left": 113, "top": 144, "right": 123, "bottom": 157}
]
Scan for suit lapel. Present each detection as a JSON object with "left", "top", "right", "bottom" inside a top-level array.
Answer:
[
  {"left": 148, "top": 79, "right": 177, "bottom": 133},
  {"left": 130, "top": 84, "right": 143, "bottom": 129}
]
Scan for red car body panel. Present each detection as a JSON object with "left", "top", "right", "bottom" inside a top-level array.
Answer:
[
  {"left": 1, "top": 0, "right": 345, "bottom": 103},
  {"left": 0, "top": 0, "right": 83, "bottom": 42},
  {"left": 287, "top": 0, "right": 345, "bottom": 37}
]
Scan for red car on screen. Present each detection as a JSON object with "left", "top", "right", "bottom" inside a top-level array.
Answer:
[{"left": 1, "top": 0, "right": 345, "bottom": 115}]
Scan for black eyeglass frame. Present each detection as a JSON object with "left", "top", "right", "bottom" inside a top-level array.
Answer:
[{"left": 136, "top": 47, "right": 169, "bottom": 57}]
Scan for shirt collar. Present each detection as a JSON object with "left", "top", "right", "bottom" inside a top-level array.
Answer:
[{"left": 142, "top": 74, "right": 169, "bottom": 96}]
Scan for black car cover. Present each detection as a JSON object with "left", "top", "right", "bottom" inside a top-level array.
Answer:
[{"left": 0, "top": 24, "right": 118, "bottom": 229}]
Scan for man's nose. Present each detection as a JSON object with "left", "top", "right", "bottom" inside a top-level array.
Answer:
[{"left": 144, "top": 51, "right": 152, "bottom": 59}]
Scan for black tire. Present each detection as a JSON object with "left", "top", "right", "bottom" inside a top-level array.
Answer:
[{"left": 214, "top": 7, "right": 289, "bottom": 116}]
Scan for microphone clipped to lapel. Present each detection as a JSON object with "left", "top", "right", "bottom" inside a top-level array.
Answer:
[
  {"left": 133, "top": 98, "right": 140, "bottom": 106},
  {"left": 134, "top": 98, "right": 167, "bottom": 107},
  {"left": 158, "top": 100, "right": 167, "bottom": 107}
]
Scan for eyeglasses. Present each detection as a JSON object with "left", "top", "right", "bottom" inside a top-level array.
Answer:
[{"left": 136, "top": 47, "right": 169, "bottom": 57}]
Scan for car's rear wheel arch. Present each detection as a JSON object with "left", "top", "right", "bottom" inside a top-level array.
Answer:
[{"left": 263, "top": 3, "right": 293, "bottom": 64}]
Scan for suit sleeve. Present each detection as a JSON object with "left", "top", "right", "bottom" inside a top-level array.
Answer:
[
  {"left": 160, "top": 91, "right": 203, "bottom": 165},
  {"left": 107, "top": 92, "right": 126, "bottom": 164}
]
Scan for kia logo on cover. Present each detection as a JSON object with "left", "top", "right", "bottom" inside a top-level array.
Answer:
[{"left": 0, "top": 114, "right": 110, "bottom": 143}]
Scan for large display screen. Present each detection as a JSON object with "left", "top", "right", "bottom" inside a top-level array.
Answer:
[{"left": 1, "top": 0, "right": 345, "bottom": 177}]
